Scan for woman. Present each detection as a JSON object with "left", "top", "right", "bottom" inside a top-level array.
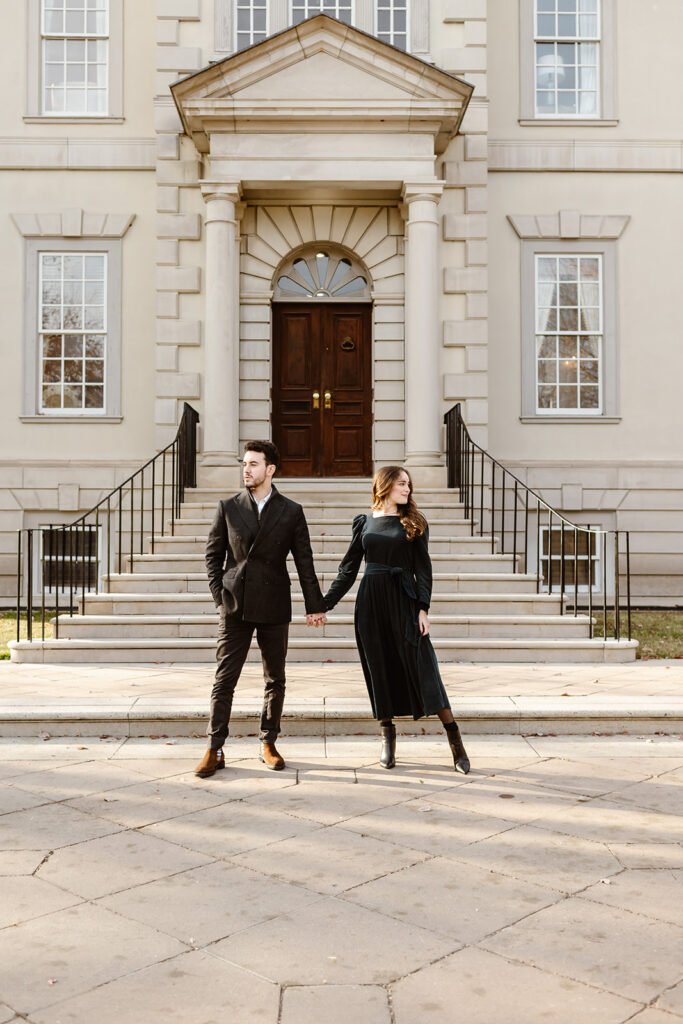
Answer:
[{"left": 324, "top": 466, "right": 470, "bottom": 774}]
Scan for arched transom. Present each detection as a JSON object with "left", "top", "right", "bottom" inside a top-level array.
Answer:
[{"left": 274, "top": 246, "right": 371, "bottom": 302}]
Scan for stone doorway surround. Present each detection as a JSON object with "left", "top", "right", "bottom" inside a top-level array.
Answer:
[{"left": 169, "top": 14, "right": 473, "bottom": 489}]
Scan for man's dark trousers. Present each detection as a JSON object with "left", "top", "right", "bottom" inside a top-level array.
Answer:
[
  {"left": 208, "top": 613, "right": 288, "bottom": 748},
  {"left": 204, "top": 484, "right": 326, "bottom": 750}
]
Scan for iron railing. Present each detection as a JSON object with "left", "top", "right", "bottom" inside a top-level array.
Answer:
[
  {"left": 444, "top": 403, "right": 631, "bottom": 641},
  {"left": 15, "top": 402, "right": 199, "bottom": 644}
]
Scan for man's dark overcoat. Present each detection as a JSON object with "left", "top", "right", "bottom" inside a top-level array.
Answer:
[{"left": 205, "top": 484, "right": 325, "bottom": 623}]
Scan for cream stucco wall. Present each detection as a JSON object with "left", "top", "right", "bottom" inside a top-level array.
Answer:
[{"left": 487, "top": 172, "right": 683, "bottom": 462}]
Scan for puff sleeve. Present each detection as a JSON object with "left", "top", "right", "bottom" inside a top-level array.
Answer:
[{"left": 323, "top": 513, "right": 366, "bottom": 610}]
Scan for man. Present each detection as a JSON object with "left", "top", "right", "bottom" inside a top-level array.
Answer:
[{"left": 194, "top": 440, "right": 327, "bottom": 778}]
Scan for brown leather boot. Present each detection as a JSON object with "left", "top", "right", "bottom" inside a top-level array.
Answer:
[
  {"left": 194, "top": 748, "right": 225, "bottom": 778},
  {"left": 259, "top": 741, "right": 285, "bottom": 770}
]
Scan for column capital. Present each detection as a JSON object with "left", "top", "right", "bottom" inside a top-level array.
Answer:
[
  {"left": 199, "top": 180, "right": 242, "bottom": 207},
  {"left": 401, "top": 181, "right": 445, "bottom": 205}
]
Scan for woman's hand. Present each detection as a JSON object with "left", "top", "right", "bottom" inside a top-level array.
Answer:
[{"left": 418, "top": 610, "right": 430, "bottom": 636}]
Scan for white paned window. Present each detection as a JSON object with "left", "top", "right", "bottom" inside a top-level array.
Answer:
[
  {"left": 42, "top": 0, "right": 109, "bottom": 115},
  {"left": 235, "top": 0, "right": 267, "bottom": 51},
  {"left": 291, "top": 1, "right": 352, "bottom": 26},
  {"left": 540, "top": 525, "right": 601, "bottom": 592},
  {"left": 535, "top": 254, "right": 602, "bottom": 414},
  {"left": 39, "top": 252, "right": 107, "bottom": 413},
  {"left": 535, "top": 0, "right": 599, "bottom": 117},
  {"left": 376, "top": 0, "right": 408, "bottom": 51}
]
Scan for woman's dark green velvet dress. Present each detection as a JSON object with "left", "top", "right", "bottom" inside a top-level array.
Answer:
[{"left": 323, "top": 513, "right": 451, "bottom": 721}]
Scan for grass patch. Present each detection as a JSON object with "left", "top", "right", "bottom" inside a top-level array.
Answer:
[
  {"left": 592, "top": 610, "right": 683, "bottom": 659},
  {"left": 0, "top": 611, "right": 55, "bottom": 659}
]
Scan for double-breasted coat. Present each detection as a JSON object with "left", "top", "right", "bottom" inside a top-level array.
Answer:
[{"left": 205, "top": 484, "right": 326, "bottom": 624}]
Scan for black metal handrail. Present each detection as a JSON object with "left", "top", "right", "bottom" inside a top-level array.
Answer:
[
  {"left": 15, "top": 403, "right": 199, "bottom": 645},
  {"left": 444, "top": 403, "right": 632, "bottom": 642}
]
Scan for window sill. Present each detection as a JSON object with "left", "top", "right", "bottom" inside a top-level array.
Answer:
[
  {"left": 520, "top": 415, "right": 621, "bottom": 424},
  {"left": 518, "top": 119, "right": 619, "bottom": 127},
  {"left": 23, "top": 116, "right": 124, "bottom": 124},
  {"left": 20, "top": 415, "right": 123, "bottom": 423}
]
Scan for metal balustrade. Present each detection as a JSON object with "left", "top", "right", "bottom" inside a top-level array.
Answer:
[
  {"left": 15, "top": 403, "right": 199, "bottom": 643},
  {"left": 444, "top": 403, "right": 631, "bottom": 641}
]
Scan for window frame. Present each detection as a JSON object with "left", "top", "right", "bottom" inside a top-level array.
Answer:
[
  {"left": 538, "top": 522, "right": 602, "bottom": 594},
  {"left": 26, "top": 0, "right": 123, "bottom": 121},
  {"left": 520, "top": 239, "right": 619, "bottom": 422},
  {"left": 38, "top": 251, "right": 109, "bottom": 415},
  {"left": 519, "top": 0, "right": 617, "bottom": 124},
  {"left": 35, "top": 523, "right": 103, "bottom": 598},
  {"left": 290, "top": 0, "right": 354, "bottom": 28},
  {"left": 234, "top": 0, "right": 269, "bottom": 52},
  {"left": 534, "top": 252, "right": 603, "bottom": 416},
  {"left": 375, "top": 0, "right": 409, "bottom": 52},
  {"left": 22, "top": 238, "right": 122, "bottom": 421}
]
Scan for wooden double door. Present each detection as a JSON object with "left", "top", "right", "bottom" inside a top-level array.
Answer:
[{"left": 272, "top": 303, "right": 373, "bottom": 477}]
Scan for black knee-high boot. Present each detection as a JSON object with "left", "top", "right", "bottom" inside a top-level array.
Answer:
[
  {"left": 380, "top": 721, "right": 396, "bottom": 769},
  {"left": 444, "top": 721, "right": 470, "bottom": 774}
]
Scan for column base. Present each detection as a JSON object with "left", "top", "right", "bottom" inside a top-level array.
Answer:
[
  {"left": 402, "top": 462, "right": 448, "bottom": 491},
  {"left": 196, "top": 457, "right": 241, "bottom": 490}
]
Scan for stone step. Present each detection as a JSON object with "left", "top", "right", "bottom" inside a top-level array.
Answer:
[
  {"left": 124, "top": 552, "right": 518, "bottom": 575},
  {"left": 185, "top": 485, "right": 461, "bottom": 503},
  {"left": 3, "top": 696, "right": 674, "bottom": 738},
  {"left": 180, "top": 501, "right": 464, "bottom": 520},
  {"left": 56, "top": 613, "right": 593, "bottom": 641},
  {"left": 105, "top": 571, "right": 541, "bottom": 594},
  {"left": 83, "top": 591, "right": 563, "bottom": 616},
  {"left": 9, "top": 636, "right": 639, "bottom": 665},
  {"left": 147, "top": 533, "right": 500, "bottom": 556},
  {"left": 168, "top": 517, "right": 479, "bottom": 537}
]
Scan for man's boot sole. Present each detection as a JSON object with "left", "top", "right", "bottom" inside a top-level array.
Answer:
[
  {"left": 194, "top": 760, "right": 225, "bottom": 779},
  {"left": 259, "top": 756, "right": 285, "bottom": 771}
]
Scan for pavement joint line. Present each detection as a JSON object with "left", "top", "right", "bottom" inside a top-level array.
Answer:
[{"left": 469, "top": 942, "right": 648, "bottom": 1011}]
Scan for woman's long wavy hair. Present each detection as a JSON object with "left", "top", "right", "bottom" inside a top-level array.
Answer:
[{"left": 371, "top": 465, "right": 426, "bottom": 541}]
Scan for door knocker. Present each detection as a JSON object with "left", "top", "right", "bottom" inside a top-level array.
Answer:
[{"left": 341, "top": 336, "right": 356, "bottom": 351}]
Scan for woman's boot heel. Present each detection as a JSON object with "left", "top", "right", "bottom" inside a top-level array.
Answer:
[
  {"left": 444, "top": 722, "right": 470, "bottom": 774},
  {"left": 380, "top": 723, "right": 396, "bottom": 769}
]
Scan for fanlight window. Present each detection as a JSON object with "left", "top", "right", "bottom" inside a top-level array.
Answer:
[{"left": 275, "top": 249, "right": 370, "bottom": 302}]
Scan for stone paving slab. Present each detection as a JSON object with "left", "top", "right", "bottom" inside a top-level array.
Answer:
[
  {"left": 0, "top": 735, "right": 682, "bottom": 1023},
  {"left": 1, "top": 662, "right": 683, "bottom": 740}
]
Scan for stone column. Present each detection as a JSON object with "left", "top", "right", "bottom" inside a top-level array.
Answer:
[
  {"left": 199, "top": 181, "right": 241, "bottom": 475},
  {"left": 402, "top": 181, "right": 444, "bottom": 474}
]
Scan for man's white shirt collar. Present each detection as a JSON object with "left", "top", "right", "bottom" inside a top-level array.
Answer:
[{"left": 251, "top": 489, "right": 273, "bottom": 515}]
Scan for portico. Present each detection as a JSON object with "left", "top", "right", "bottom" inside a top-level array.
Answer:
[{"left": 170, "top": 14, "right": 473, "bottom": 485}]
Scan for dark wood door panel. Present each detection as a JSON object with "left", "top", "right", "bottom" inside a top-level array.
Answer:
[{"left": 272, "top": 303, "right": 372, "bottom": 477}]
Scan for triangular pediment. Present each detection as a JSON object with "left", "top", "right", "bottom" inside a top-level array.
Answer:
[{"left": 171, "top": 15, "right": 473, "bottom": 154}]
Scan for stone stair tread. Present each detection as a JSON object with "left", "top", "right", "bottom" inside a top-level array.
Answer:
[
  {"left": 57, "top": 613, "right": 594, "bottom": 625},
  {"left": 11, "top": 637, "right": 636, "bottom": 650}
]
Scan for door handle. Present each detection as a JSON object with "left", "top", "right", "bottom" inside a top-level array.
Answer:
[
  {"left": 312, "top": 391, "right": 320, "bottom": 410},
  {"left": 324, "top": 391, "right": 332, "bottom": 410}
]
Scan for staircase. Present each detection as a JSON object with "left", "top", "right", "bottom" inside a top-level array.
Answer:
[{"left": 10, "top": 479, "right": 638, "bottom": 664}]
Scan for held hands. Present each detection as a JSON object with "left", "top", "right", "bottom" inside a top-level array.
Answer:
[
  {"left": 418, "top": 610, "right": 430, "bottom": 636},
  {"left": 306, "top": 612, "right": 327, "bottom": 628}
]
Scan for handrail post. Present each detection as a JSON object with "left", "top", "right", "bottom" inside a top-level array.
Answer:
[
  {"left": 41, "top": 528, "right": 46, "bottom": 641},
  {"left": 614, "top": 531, "right": 621, "bottom": 641},
  {"left": 16, "top": 530, "right": 22, "bottom": 643},
  {"left": 26, "top": 530, "right": 33, "bottom": 643},
  {"left": 625, "top": 532, "right": 632, "bottom": 642}
]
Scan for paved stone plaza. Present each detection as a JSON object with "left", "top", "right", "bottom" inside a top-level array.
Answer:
[{"left": 1, "top": 727, "right": 682, "bottom": 1023}]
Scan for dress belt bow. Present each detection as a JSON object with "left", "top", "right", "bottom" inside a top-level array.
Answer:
[{"left": 364, "top": 562, "right": 417, "bottom": 600}]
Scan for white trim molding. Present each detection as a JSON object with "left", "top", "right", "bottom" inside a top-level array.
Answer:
[
  {"left": 490, "top": 140, "right": 683, "bottom": 174},
  {"left": 508, "top": 209, "right": 630, "bottom": 241},
  {"left": 519, "top": 0, "right": 617, "bottom": 124},
  {"left": 20, "top": 238, "right": 124, "bottom": 420},
  {"left": 518, "top": 237, "right": 623, "bottom": 422},
  {"left": 11, "top": 208, "right": 136, "bottom": 238},
  {"left": 26, "top": 0, "right": 124, "bottom": 120}
]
